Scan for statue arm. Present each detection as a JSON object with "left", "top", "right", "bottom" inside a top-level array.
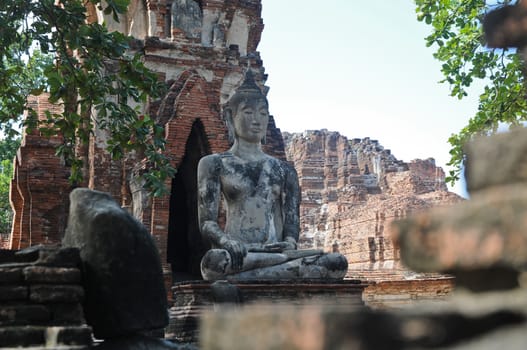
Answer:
[
  {"left": 282, "top": 161, "right": 300, "bottom": 246},
  {"left": 197, "top": 155, "right": 224, "bottom": 247},
  {"left": 264, "top": 162, "right": 299, "bottom": 252},
  {"left": 197, "top": 154, "right": 246, "bottom": 270}
]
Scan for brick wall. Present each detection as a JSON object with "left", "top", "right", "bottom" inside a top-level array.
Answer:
[
  {"left": 6, "top": 95, "right": 72, "bottom": 250},
  {"left": 363, "top": 277, "right": 454, "bottom": 309},
  {"left": 283, "top": 131, "right": 463, "bottom": 281}
]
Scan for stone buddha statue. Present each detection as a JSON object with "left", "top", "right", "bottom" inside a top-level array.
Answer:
[{"left": 198, "top": 70, "right": 348, "bottom": 280}]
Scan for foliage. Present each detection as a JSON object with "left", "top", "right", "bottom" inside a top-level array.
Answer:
[
  {"left": 0, "top": 137, "right": 21, "bottom": 161},
  {"left": 0, "top": 0, "right": 174, "bottom": 195},
  {"left": 0, "top": 138, "right": 20, "bottom": 235},
  {"left": 415, "top": 0, "right": 527, "bottom": 185},
  {"left": 0, "top": 159, "right": 14, "bottom": 235}
]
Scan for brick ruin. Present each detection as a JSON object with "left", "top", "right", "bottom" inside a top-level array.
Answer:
[
  {"left": 5, "top": 1, "right": 461, "bottom": 301},
  {"left": 284, "top": 131, "right": 461, "bottom": 274},
  {"left": 6, "top": 0, "right": 286, "bottom": 287},
  {"left": 0, "top": 247, "right": 92, "bottom": 349},
  {"left": 283, "top": 131, "right": 461, "bottom": 306}
]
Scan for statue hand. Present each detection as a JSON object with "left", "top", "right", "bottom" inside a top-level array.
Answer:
[
  {"left": 264, "top": 240, "right": 296, "bottom": 252},
  {"left": 222, "top": 239, "right": 247, "bottom": 272}
]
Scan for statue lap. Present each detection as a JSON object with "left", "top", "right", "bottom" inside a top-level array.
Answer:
[{"left": 201, "top": 249, "right": 348, "bottom": 281}]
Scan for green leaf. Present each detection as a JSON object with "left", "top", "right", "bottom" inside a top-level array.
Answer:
[
  {"left": 415, "top": 0, "right": 526, "bottom": 185},
  {"left": 0, "top": 0, "right": 172, "bottom": 196}
]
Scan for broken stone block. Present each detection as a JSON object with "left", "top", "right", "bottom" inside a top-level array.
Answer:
[
  {"left": 393, "top": 184, "right": 527, "bottom": 291},
  {"left": 23, "top": 266, "right": 81, "bottom": 284},
  {"left": 95, "top": 334, "right": 198, "bottom": 350},
  {"left": 15, "top": 245, "right": 82, "bottom": 267},
  {"left": 29, "top": 285, "right": 84, "bottom": 303},
  {"left": 49, "top": 303, "right": 86, "bottom": 325},
  {"left": 0, "top": 285, "right": 28, "bottom": 301},
  {"left": 394, "top": 185, "right": 527, "bottom": 272},
  {"left": 200, "top": 299, "right": 527, "bottom": 350},
  {"left": 0, "top": 267, "right": 23, "bottom": 283},
  {"left": 0, "top": 326, "right": 45, "bottom": 347},
  {"left": 464, "top": 128, "right": 527, "bottom": 193},
  {"left": 0, "top": 305, "right": 51, "bottom": 326},
  {"left": 63, "top": 188, "right": 168, "bottom": 339},
  {"left": 53, "top": 325, "right": 93, "bottom": 346}
]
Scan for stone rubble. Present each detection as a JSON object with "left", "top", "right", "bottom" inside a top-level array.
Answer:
[
  {"left": 63, "top": 188, "right": 169, "bottom": 340},
  {"left": 0, "top": 245, "right": 91, "bottom": 349}
]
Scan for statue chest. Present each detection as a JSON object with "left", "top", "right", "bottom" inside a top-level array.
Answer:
[{"left": 220, "top": 160, "right": 283, "bottom": 203}]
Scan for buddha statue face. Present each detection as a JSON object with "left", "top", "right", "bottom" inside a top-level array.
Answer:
[
  {"left": 231, "top": 96, "right": 269, "bottom": 144},
  {"left": 224, "top": 70, "right": 269, "bottom": 144}
]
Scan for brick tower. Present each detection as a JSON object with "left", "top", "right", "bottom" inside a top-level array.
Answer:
[{"left": 7, "top": 0, "right": 287, "bottom": 286}]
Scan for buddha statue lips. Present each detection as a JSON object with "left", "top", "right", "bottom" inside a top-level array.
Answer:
[{"left": 197, "top": 70, "right": 348, "bottom": 280}]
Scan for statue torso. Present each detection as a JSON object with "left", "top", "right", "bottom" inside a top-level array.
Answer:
[{"left": 216, "top": 152, "right": 286, "bottom": 246}]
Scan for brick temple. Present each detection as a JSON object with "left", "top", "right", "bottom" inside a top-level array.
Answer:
[
  {"left": 5, "top": 1, "right": 461, "bottom": 306},
  {"left": 6, "top": 0, "right": 286, "bottom": 287}
]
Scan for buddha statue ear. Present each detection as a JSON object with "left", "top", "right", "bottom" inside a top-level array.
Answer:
[{"left": 223, "top": 105, "right": 235, "bottom": 144}]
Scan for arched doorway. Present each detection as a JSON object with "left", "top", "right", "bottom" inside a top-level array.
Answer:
[{"left": 168, "top": 120, "right": 211, "bottom": 281}]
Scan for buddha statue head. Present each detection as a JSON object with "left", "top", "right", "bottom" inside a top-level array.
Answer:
[{"left": 223, "top": 70, "right": 269, "bottom": 144}]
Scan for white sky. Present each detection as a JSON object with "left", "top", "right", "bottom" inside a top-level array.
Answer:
[{"left": 258, "top": 1, "right": 478, "bottom": 196}]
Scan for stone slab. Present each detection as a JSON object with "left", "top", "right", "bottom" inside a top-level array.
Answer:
[
  {"left": 200, "top": 288, "right": 527, "bottom": 350},
  {"left": 0, "top": 305, "right": 51, "bottom": 326},
  {"left": 0, "top": 285, "right": 28, "bottom": 301},
  {"left": 0, "top": 325, "right": 92, "bottom": 348},
  {"left": 23, "top": 266, "right": 81, "bottom": 284},
  {"left": 167, "top": 280, "right": 367, "bottom": 343},
  {"left": 49, "top": 303, "right": 86, "bottom": 325},
  {"left": 93, "top": 334, "right": 198, "bottom": 350},
  {"left": 15, "top": 245, "right": 81, "bottom": 267},
  {"left": 393, "top": 184, "right": 527, "bottom": 273},
  {"left": 0, "top": 267, "right": 24, "bottom": 283},
  {"left": 54, "top": 326, "right": 93, "bottom": 346},
  {"left": 29, "top": 285, "right": 84, "bottom": 303},
  {"left": 0, "top": 326, "right": 45, "bottom": 347}
]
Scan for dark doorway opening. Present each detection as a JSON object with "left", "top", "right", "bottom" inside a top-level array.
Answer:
[{"left": 168, "top": 120, "right": 211, "bottom": 282}]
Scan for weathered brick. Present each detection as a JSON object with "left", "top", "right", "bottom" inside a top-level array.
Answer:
[
  {"left": 24, "top": 266, "right": 81, "bottom": 284},
  {"left": 464, "top": 127, "right": 527, "bottom": 193},
  {"left": 0, "top": 285, "right": 28, "bottom": 301},
  {"left": 16, "top": 246, "right": 81, "bottom": 267},
  {"left": 48, "top": 303, "right": 85, "bottom": 325},
  {"left": 0, "top": 267, "right": 24, "bottom": 284},
  {"left": 0, "top": 305, "right": 51, "bottom": 326},
  {"left": 54, "top": 326, "right": 93, "bottom": 346},
  {"left": 394, "top": 184, "right": 527, "bottom": 273},
  {"left": 0, "top": 326, "right": 45, "bottom": 347},
  {"left": 29, "top": 285, "right": 84, "bottom": 303}
]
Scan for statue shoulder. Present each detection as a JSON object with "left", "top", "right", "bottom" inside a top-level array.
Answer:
[
  {"left": 277, "top": 159, "right": 298, "bottom": 177},
  {"left": 198, "top": 153, "right": 226, "bottom": 175},
  {"left": 280, "top": 159, "right": 296, "bottom": 171}
]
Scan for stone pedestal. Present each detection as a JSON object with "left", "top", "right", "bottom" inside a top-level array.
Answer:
[{"left": 166, "top": 279, "right": 368, "bottom": 343}]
